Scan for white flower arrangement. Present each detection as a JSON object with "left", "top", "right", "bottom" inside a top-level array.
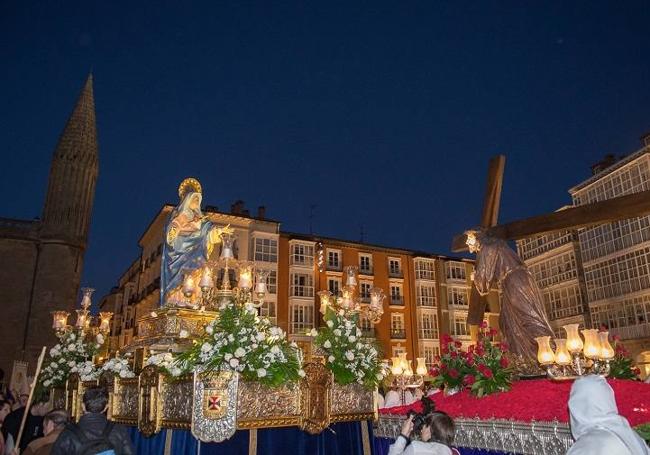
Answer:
[
  {"left": 101, "top": 357, "right": 135, "bottom": 379},
  {"left": 39, "top": 330, "right": 100, "bottom": 390},
  {"left": 146, "top": 352, "right": 182, "bottom": 377},
  {"left": 172, "top": 298, "right": 304, "bottom": 387},
  {"left": 313, "top": 307, "right": 388, "bottom": 389}
]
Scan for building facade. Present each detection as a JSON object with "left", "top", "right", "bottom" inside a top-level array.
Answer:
[
  {"left": 103, "top": 205, "right": 501, "bottom": 370},
  {"left": 569, "top": 138, "right": 650, "bottom": 375},
  {"left": 0, "top": 75, "right": 98, "bottom": 375},
  {"left": 516, "top": 225, "right": 588, "bottom": 339}
]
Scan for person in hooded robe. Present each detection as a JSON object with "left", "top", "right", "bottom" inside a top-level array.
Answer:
[
  {"left": 567, "top": 375, "right": 649, "bottom": 455},
  {"left": 161, "top": 178, "right": 229, "bottom": 306},
  {"left": 466, "top": 230, "right": 553, "bottom": 360}
]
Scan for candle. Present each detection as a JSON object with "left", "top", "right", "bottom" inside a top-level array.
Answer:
[
  {"left": 318, "top": 290, "right": 331, "bottom": 314},
  {"left": 554, "top": 339, "right": 572, "bottom": 366},
  {"left": 598, "top": 331, "right": 615, "bottom": 360},
  {"left": 369, "top": 287, "right": 384, "bottom": 310},
  {"left": 535, "top": 336, "right": 555, "bottom": 365},
  {"left": 75, "top": 309, "right": 88, "bottom": 329},
  {"left": 199, "top": 267, "right": 213, "bottom": 289},
  {"left": 344, "top": 266, "right": 358, "bottom": 287},
  {"left": 238, "top": 266, "right": 253, "bottom": 289},
  {"left": 563, "top": 324, "right": 583, "bottom": 353},
  {"left": 582, "top": 329, "right": 602, "bottom": 359},
  {"left": 99, "top": 312, "right": 112, "bottom": 333},
  {"left": 416, "top": 357, "right": 428, "bottom": 375},
  {"left": 182, "top": 275, "right": 196, "bottom": 295}
]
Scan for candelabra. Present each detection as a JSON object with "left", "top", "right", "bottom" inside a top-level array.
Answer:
[
  {"left": 317, "top": 266, "right": 385, "bottom": 324},
  {"left": 180, "top": 230, "right": 270, "bottom": 311},
  {"left": 535, "top": 323, "right": 615, "bottom": 380},
  {"left": 389, "top": 353, "right": 428, "bottom": 405},
  {"left": 51, "top": 287, "right": 112, "bottom": 350}
]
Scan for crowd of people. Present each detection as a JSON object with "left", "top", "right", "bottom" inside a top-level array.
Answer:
[{"left": 0, "top": 383, "right": 134, "bottom": 455}]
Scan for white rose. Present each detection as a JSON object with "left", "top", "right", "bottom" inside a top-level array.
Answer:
[
  {"left": 228, "top": 334, "right": 235, "bottom": 342},
  {"left": 326, "top": 320, "right": 334, "bottom": 328},
  {"left": 96, "top": 334, "right": 105, "bottom": 345},
  {"left": 68, "top": 361, "right": 76, "bottom": 367},
  {"left": 235, "top": 347, "right": 246, "bottom": 358},
  {"left": 43, "top": 380, "right": 51, "bottom": 387},
  {"left": 333, "top": 329, "right": 341, "bottom": 337},
  {"left": 69, "top": 333, "right": 76, "bottom": 341},
  {"left": 309, "top": 328, "right": 318, "bottom": 337},
  {"left": 323, "top": 340, "right": 332, "bottom": 349},
  {"left": 59, "top": 358, "right": 65, "bottom": 364},
  {"left": 328, "top": 355, "right": 335, "bottom": 363},
  {"left": 298, "top": 369, "right": 306, "bottom": 378},
  {"left": 256, "top": 332, "right": 266, "bottom": 342},
  {"left": 68, "top": 343, "right": 76, "bottom": 351},
  {"left": 205, "top": 325, "right": 214, "bottom": 335},
  {"left": 229, "top": 358, "right": 240, "bottom": 368},
  {"left": 201, "top": 342, "right": 212, "bottom": 353},
  {"left": 171, "top": 367, "right": 181, "bottom": 377},
  {"left": 179, "top": 330, "right": 189, "bottom": 339},
  {"left": 348, "top": 335, "right": 356, "bottom": 342},
  {"left": 256, "top": 368, "right": 267, "bottom": 378},
  {"left": 345, "top": 351, "right": 355, "bottom": 361},
  {"left": 224, "top": 353, "right": 233, "bottom": 361},
  {"left": 271, "top": 345, "right": 280, "bottom": 355}
]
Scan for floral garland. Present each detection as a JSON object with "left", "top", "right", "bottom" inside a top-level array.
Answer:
[
  {"left": 169, "top": 299, "right": 304, "bottom": 387},
  {"left": 40, "top": 331, "right": 103, "bottom": 389},
  {"left": 311, "top": 306, "right": 387, "bottom": 389},
  {"left": 430, "top": 323, "right": 513, "bottom": 397}
]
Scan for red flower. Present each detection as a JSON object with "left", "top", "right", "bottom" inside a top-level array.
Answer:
[
  {"left": 455, "top": 341, "right": 462, "bottom": 348},
  {"left": 466, "top": 352, "right": 475, "bottom": 366},
  {"left": 482, "top": 368, "right": 494, "bottom": 379},
  {"left": 468, "top": 345, "right": 475, "bottom": 353},
  {"left": 450, "top": 351, "right": 458, "bottom": 359},
  {"left": 429, "top": 367, "right": 440, "bottom": 377},
  {"left": 442, "top": 334, "right": 453, "bottom": 343},
  {"left": 499, "top": 342, "right": 508, "bottom": 352},
  {"left": 489, "top": 328, "right": 498, "bottom": 337},
  {"left": 613, "top": 335, "right": 621, "bottom": 342},
  {"left": 480, "top": 321, "right": 488, "bottom": 329},
  {"left": 633, "top": 368, "right": 641, "bottom": 376},
  {"left": 463, "top": 374, "right": 476, "bottom": 386},
  {"left": 448, "top": 368, "right": 459, "bottom": 379},
  {"left": 500, "top": 356, "right": 509, "bottom": 368}
]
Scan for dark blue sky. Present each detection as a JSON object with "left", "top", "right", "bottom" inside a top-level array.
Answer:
[{"left": 1, "top": 2, "right": 649, "bottom": 300}]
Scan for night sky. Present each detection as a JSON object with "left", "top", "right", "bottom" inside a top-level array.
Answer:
[{"left": 1, "top": 2, "right": 649, "bottom": 300}]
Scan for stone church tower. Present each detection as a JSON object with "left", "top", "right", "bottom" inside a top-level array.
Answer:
[{"left": 0, "top": 75, "right": 98, "bottom": 376}]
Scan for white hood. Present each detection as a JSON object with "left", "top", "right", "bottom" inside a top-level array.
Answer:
[{"left": 568, "top": 375, "right": 649, "bottom": 455}]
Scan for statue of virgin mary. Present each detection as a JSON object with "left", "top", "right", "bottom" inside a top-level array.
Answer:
[{"left": 161, "top": 178, "right": 224, "bottom": 306}]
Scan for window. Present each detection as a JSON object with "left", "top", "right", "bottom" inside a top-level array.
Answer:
[
  {"left": 390, "top": 285, "right": 403, "bottom": 305},
  {"left": 291, "top": 243, "right": 314, "bottom": 266},
  {"left": 360, "top": 282, "right": 372, "bottom": 301},
  {"left": 327, "top": 250, "right": 341, "bottom": 271},
  {"left": 291, "top": 303, "right": 314, "bottom": 333},
  {"left": 416, "top": 284, "right": 436, "bottom": 307},
  {"left": 290, "top": 273, "right": 314, "bottom": 297},
  {"left": 420, "top": 344, "right": 440, "bottom": 368},
  {"left": 415, "top": 259, "right": 435, "bottom": 280},
  {"left": 259, "top": 301, "right": 276, "bottom": 324},
  {"left": 446, "top": 261, "right": 467, "bottom": 280},
  {"left": 359, "top": 314, "right": 373, "bottom": 336},
  {"left": 447, "top": 286, "right": 469, "bottom": 307},
  {"left": 254, "top": 238, "right": 278, "bottom": 262},
  {"left": 451, "top": 313, "right": 468, "bottom": 337},
  {"left": 418, "top": 312, "right": 438, "bottom": 339},
  {"left": 328, "top": 277, "right": 341, "bottom": 295},
  {"left": 389, "top": 258, "right": 402, "bottom": 277},
  {"left": 359, "top": 254, "right": 373, "bottom": 274},
  {"left": 391, "top": 314, "right": 405, "bottom": 338}
]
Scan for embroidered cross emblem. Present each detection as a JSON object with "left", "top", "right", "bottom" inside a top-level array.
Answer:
[{"left": 207, "top": 394, "right": 221, "bottom": 411}]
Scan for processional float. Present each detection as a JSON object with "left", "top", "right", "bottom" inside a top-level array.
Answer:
[{"left": 44, "top": 178, "right": 382, "bottom": 447}]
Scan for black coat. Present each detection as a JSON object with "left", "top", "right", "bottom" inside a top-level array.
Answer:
[{"left": 50, "top": 413, "right": 135, "bottom": 455}]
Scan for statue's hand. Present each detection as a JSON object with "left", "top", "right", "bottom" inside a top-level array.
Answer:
[{"left": 166, "top": 225, "right": 178, "bottom": 246}]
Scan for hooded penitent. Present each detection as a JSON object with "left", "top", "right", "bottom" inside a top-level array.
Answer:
[{"left": 567, "top": 375, "right": 649, "bottom": 455}]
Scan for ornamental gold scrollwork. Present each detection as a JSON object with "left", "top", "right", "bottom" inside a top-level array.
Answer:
[
  {"left": 191, "top": 369, "right": 239, "bottom": 443},
  {"left": 137, "top": 365, "right": 162, "bottom": 437},
  {"left": 300, "top": 362, "right": 332, "bottom": 435},
  {"left": 65, "top": 373, "right": 83, "bottom": 422}
]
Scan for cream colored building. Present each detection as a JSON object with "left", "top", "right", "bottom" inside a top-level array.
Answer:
[{"left": 569, "top": 137, "right": 650, "bottom": 375}]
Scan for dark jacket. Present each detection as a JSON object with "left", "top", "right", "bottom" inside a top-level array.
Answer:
[
  {"left": 50, "top": 413, "right": 135, "bottom": 455},
  {"left": 2, "top": 407, "right": 44, "bottom": 450}
]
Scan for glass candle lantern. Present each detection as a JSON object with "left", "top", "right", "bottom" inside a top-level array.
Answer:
[
  {"left": 255, "top": 270, "right": 269, "bottom": 295},
  {"left": 52, "top": 311, "right": 69, "bottom": 330},
  {"left": 219, "top": 232, "right": 235, "bottom": 259},
  {"left": 563, "top": 323, "right": 584, "bottom": 354},
  {"left": 344, "top": 266, "right": 358, "bottom": 287},
  {"left": 75, "top": 309, "right": 89, "bottom": 329},
  {"left": 535, "top": 336, "right": 555, "bottom": 365},
  {"left": 199, "top": 267, "right": 214, "bottom": 289},
  {"left": 182, "top": 274, "right": 196, "bottom": 296},
  {"left": 554, "top": 339, "right": 572, "bottom": 366},
  {"left": 369, "top": 287, "right": 385, "bottom": 311},
  {"left": 391, "top": 357, "right": 403, "bottom": 376},
  {"left": 99, "top": 312, "right": 113, "bottom": 333},
  {"left": 598, "top": 331, "right": 615, "bottom": 360},
  {"left": 318, "top": 290, "right": 332, "bottom": 314},
  {"left": 238, "top": 263, "right": 253, "bottom": 289},
  {"left": 416, "top": 357, "right": 428, "bottom": 376},
  {"left": 80, "top": 288, "right": 95, "bottom": 309},
  {"left": 581, "top": 329, "right": 602, "bottom": 359}
]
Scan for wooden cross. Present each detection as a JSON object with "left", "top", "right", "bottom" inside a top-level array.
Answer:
[{"left": 453, "top": 154, "right": 650, "bottom": 329}]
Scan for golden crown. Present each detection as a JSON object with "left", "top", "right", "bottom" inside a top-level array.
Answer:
[{"left": 177, "top": 178, "right": 203, "bottom": 200}]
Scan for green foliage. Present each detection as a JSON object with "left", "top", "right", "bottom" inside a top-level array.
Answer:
[
  {"left": 312, "top": 306, "right": 387, "bottom": 389},
  {"left": 608, "top": 337, "right": 640, "bottom": 380},
  {"left": 163, "top": 298, "right": 304, "bottom": 387}
]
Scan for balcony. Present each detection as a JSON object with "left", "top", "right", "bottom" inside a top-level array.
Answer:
[
  {"left": 290, "top": 256, "right": 314, "bottom": 267},
  {"left": 326, "top": 262, "right": 342, "bottom": 272},
  {"left": 360, "top": 328, "right": 376, "bottom": 338},
  {"left": 390, "top": 329, "right": 406, "bottom": 339},
  {"left": 360, "top": 296, "right": 370, "bottom": 304},
  {"left": 358, "top": 266, "right": 373, "bottom": 275},
  {"left": 390, "top": 296, "right": 404, "bottom": 306},
  {"left": 389, "top": 270, "right": 403, "bottom": 278}
]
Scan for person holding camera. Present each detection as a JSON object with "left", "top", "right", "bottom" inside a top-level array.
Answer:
[{"left": 388, "top": 409, "right": 460, "bottom": 455}]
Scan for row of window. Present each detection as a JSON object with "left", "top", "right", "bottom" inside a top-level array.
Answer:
[
  {"left": 529, "top": 251, "right": 578, "bottom": 289},
  {"left": 516, "top": 231, "right": 574, "bottom": 261},
  {"left": 578, "top": 216, "right": 650, "bottom": 263},
  {"left": 573, "top": 156, "right": 650, "bottom": 206},
  {"left": 542, "top": 284, "right": 584, "bottom": 320},
  {"left": 590, "top": 294, "right": 650, "bottom": 334},
  {"left": 583, "top": 246, "right": 650, "bottom": 302}
]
